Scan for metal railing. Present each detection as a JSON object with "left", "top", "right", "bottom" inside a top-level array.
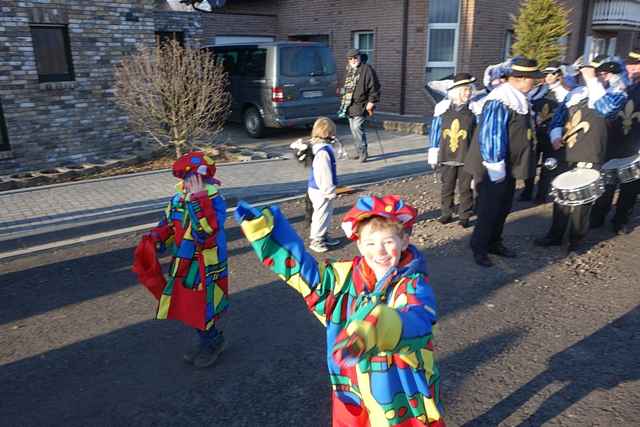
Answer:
[{"left": 592, "top": 0, "right": 640, "bottom": 28}]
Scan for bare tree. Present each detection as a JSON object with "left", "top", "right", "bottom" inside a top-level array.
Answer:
[{"left": 114, "top": 39, "right": 230, "bottom": 158}]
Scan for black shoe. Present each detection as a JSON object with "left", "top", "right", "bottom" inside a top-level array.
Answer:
[
  {"left": 612, "top": 222, "right": 632, "bottom": 235},
  {"left": 533, "top": 196, "right": 547, "bottom": 205},
  {"left": 459, "top": 218, "right": 471, "bottom": 228},
  {"left": 534, "top": 236, "right": 562, "bottom": 247},
  {"left": 566, "top": 239, "right": 583, "bottom": 254},
  {"left": 488, "top": 243, "right": 517, "bottom": 258},
  {"left": 359, "top": 150, "right": 368, "bottom": 163},
  {"left": 438, "top": 215, "right": 453, "bottom": 225},
  {"left": 518, "top": 193, "right": 533, "bottom": 202},
  {"left": 474, "top": 253, "right": 494, "bottom": 267},
  {"left": 183, "top": 343, "right": 202, "bottom": 365},
  {"left": 193, "top": 334, "right": 225, "bottom": 369}
]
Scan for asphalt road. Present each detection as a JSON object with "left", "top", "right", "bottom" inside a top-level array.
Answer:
[{"left": 1, "top": 176, "right": 639, "bottom": 426}]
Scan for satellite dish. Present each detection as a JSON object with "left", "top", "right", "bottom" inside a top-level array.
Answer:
[{"left": 179, "top": 0, "right": 226, "bottom": 13}]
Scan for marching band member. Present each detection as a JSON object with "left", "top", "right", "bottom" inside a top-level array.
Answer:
[
  {"left": 520, "top": 61, "right": 568, "bottom": 202},
  {"left": 428, "top": 73, "right": 477, "bottom": 228},
  {"left": 463, "top": 56, "right": 541, "bottom": 267},
  {"left": 534, "top": 56, "right": 627, "bottom": 251},
  {"left": 590, "top": 52, "right": 640, "bottom": 234}
]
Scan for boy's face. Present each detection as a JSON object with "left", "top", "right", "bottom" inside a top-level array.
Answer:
[{"left": 356, "top": 224, "right": 409, "bottom": 280}]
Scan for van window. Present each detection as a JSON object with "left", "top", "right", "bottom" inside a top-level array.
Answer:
[
  {"left": 242, "top": 48, "right": 267, "bottom": 78},
  {"left": 210, "top": 47, "right": 266, "bottom": 78},
  {"left": 280, "top": 46, "right": 336, "bottom": 77},
  {"left": 220, "top": 51, "right": 239, "bottom": 75}
]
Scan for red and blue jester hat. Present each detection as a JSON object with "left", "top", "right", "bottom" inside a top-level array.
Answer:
[
  {"left": 340, "top": 194, "right": 418, "bottom": 240},
  {"left": 172, "top": 151, "right": 221, "bottom": 185}
]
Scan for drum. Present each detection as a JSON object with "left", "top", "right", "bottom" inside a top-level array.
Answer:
[
  {"left": 601, "top": 160, "right": 619, "bottom": 186},
  {"left": 551, "top": 168, "right": 605, "bottom": 206},
  {"left": 602, "top": 154, "right": 640, "bottom": 184}
]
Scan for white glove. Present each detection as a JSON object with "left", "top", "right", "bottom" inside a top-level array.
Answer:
[
  {"left": 483, "top": 160, "right": 506, "bottom": 182},
  {"left": 428, "top": 147, "right": 440, "bottom": 166}
]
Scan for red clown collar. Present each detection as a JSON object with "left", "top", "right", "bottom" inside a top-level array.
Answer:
[
  {"left": 341, "top": 195, "right": 417, "bottom": 240},
  {"left": 172, "top": 151, "right": 218, "bottom": 181}
]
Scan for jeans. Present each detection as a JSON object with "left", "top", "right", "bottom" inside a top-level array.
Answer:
[{"left": 348, "top": 115, "right": 368, "bottom": 154}]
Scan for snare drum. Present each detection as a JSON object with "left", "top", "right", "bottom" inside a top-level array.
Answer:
[
  {"left": 551, "top": 168, "right": 605, "bottom": 206},
  {"left": 602, "top": 154, "right": 640, "bottom": 184},
  {"left": 601, "top": 160, "right": 619, "bottom": 186}
]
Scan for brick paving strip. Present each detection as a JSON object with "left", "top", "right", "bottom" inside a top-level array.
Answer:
[{"left": 0, "top": 133, "right": 429, "bottom": 253}]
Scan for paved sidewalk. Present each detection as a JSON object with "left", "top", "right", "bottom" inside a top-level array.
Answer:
[{"left": 0, "top": 131, "right": 431, "bottom": 252}]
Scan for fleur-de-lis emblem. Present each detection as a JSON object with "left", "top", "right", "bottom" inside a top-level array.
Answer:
[
  {"left": 618, "top": 100, "right": 640, "bottom": 135},
  {"left": 442, "top": 119, "right": 467, "bottom": 153},
  {"left": 563, "top": 110, "right": 590, "bottom": 148}
]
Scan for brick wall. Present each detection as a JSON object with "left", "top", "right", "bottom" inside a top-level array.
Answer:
[
  {"left": 0, "top": 1, "right": 208, "bottom": 173},
  {"left": 199, "top": 11, "right": 278, "bottom": 45}
]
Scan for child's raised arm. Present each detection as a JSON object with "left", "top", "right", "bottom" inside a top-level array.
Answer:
[
  {"left": 185, "top": 186, "right": 225, "bottom": 248},
  {"left": 235, "top": 201, "right": 348, "bottom": 326}
]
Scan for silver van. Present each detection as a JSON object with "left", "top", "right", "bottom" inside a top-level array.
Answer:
[{"left": 204, "top": 42, "right": 340, "bottom": 137}]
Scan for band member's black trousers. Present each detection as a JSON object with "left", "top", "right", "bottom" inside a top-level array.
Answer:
[
  {"left": 546, "top": 202, "right": 592, "bottom": 244},
  {"left": 440, "top": 165, "right": 473, "bottom": 219},
  {"left": 471, "top": 174, "right": 515, "bottom": 256},
  {"left": 523, "top": 162, "right": 560, "bottom": 201},
  {"left": 591, "top": 180, "right": 640, "bottom": 227}
]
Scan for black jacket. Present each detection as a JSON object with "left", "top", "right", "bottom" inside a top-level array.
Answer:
[{"left": 347, "top": 63, "right": 381, "bottom": 117}]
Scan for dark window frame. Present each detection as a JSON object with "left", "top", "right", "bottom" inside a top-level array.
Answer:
[
  {"left": 31, "top": 24, "right": 75, "bottom": 83},
  {"left": 0, "top": 99, "right": 10, "bottom": 152},
  {"left": 155, "top": 31, "right": 185, "bottom": 47}
]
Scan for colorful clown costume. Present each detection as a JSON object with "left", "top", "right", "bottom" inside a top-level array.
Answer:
[
  {"left": 139, "top": 152, "right": 229, "bottom": 332},
  {"left": 235, "top": 198, "right": 445, "bottom": 427}
]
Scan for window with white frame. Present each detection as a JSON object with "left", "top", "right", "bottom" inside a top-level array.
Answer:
[
  {"left": 353, "top": 31, "right": 374, "bottom": 65},
  {"left": 426, "top": 0, "right": 459, "bottom": 82}
]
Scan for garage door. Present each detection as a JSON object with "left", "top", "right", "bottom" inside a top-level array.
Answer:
[{"left": 213, "top": 36, "right": 275, "bottom": 45}]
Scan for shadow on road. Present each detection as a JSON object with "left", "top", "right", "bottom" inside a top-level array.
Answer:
[{"left": 462, "top": 306, "right": 640, "bottom": 427}]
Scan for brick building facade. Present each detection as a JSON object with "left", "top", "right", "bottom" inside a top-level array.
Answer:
[
  {"left": 2, "top": 0, "right": 640, "bottom": 172},
  {"left": 211, "top": 0, "right": 591, "bottom": 118},
  {"left": 0, "top": 1, "right": 215, "bottom": 173}
]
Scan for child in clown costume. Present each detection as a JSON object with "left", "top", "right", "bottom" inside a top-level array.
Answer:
[
  {"left": 235, "top": 195, "right": 445, "bottom": 427},
  {"left": 133, "top": 152, "right": 228, "bottom": 369}
]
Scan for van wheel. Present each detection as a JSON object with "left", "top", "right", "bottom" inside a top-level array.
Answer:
[{"left": 243, "top": 107, "right": 265, "bottom": 138}]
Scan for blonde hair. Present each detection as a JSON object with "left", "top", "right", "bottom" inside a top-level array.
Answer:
[
  {"left": 448, "top": 85, "right": 473, "bottom": 105},
  {"left": 311, "top": 117, "right": 336, "bottom": 140},
  {"left": 356, "top": 216, "right": 407, "bottom": 239}
]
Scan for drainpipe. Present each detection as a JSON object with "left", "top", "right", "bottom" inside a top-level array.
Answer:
[
  {"left": 577, "top": 0, "right": 591, "bottom": 57},
  {"left": 399, "top": 0, "right": 409, "bottom": 115}
]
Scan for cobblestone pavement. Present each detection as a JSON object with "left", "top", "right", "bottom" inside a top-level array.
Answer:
[
  {"left": 1, "top": 176, "right": 638, "bottom": 426},
  {"left": 0, "top": 125, "right": 428, "bottom": 249}
]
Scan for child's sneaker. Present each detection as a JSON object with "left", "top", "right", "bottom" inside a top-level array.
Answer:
[
  {"left": 309, "top": 240, "right": 328, "bottom": 253},
  {"left": 183, "top": 343, "right": 201, "bottom": 365},
  {"left": 193, "top": 333, "right": 225, "bottom": 369}
]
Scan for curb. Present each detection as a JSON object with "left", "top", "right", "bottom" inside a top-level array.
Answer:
[
  {"left": 0, "top": 156, "right": 287, "bottom": 196},
  {"left": 0, "top": 172, "right": 429, "bottom": 261}
]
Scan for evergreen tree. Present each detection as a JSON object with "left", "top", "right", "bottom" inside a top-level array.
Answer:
[{"left": 511, "top": 0, "right": 570, "bottom": 68}]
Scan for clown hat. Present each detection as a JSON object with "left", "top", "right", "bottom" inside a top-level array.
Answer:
[
  {"left": 172, "top": 151, "right": 219, "bottom": 183},
  {"left": 341, "top": 195, "right": 417, "bottom": 240}
]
